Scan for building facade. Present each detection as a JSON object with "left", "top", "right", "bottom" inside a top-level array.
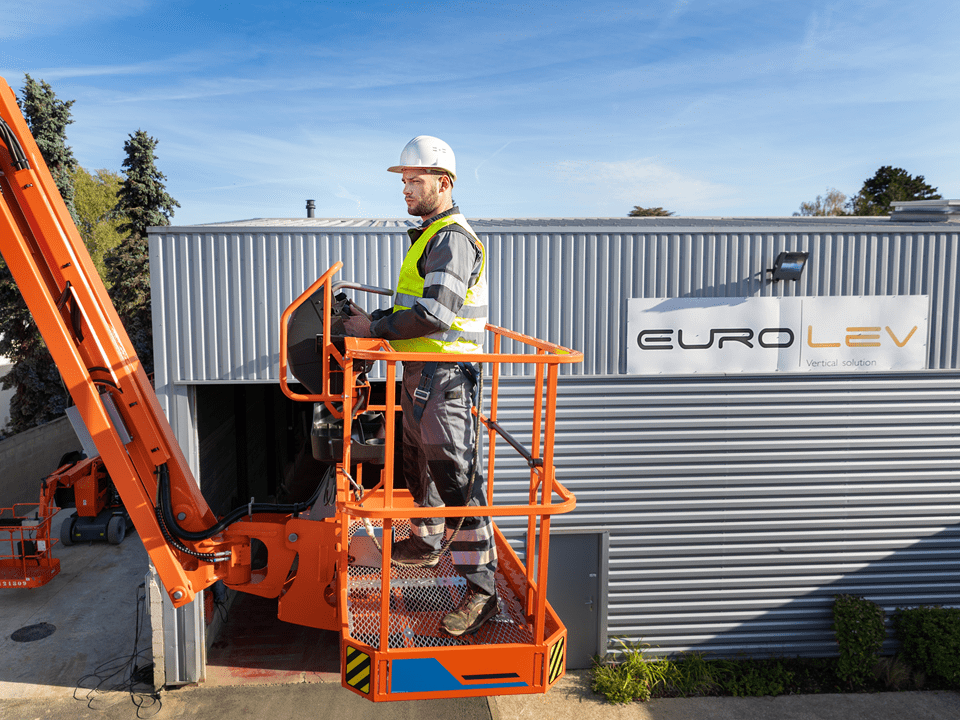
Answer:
[{"left": 148, "top": 201, "right": 960, "bottom": 682}]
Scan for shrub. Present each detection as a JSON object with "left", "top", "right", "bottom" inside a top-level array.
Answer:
[
  {"left": 832, "top": 594, "right": 886, "bottom": 687},
  {"left": 710, "top": 658, "right": 795, "bottom": 697},
  {"left": 667, "top": 652, "right": 718, "bottom": 697},
  {"left": 894, "top": 606, "right": 960, "bottom": 688},
  {"left": 591, "top": 639, "right": 668, "bottom": 703},
  {"left": 873, "top": 656, "right": 913, "bottom": 690}
]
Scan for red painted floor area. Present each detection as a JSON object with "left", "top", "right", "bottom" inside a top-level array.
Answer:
[{"left": 205, "top": 592, "right": 340, "bottom": 687}]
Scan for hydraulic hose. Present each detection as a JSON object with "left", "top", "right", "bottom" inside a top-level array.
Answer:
[
  {"left": 0, "top": 116, "right": 31, "bottom": 171},
  {"left": 155, "top": 463, "right": 329, "bottom": 544}
]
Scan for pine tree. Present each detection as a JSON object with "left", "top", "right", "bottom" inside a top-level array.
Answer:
[
  {"left": 105, "top": 130, "right": 180, "bottom": 375},
  {"left": 628, "top": 206, "right": 675, "bottom": 217},
  {"left": 114, "top": 130, "right": 180, "bottom": 238},
  {"left": 17, "top": 74, "right": 78, "bottom": 223},
  {"left": 0, "top": 75, "right": 77, "bottom": 434},
  {"left": 104, "top": 233, "right": 155, "bottom": 375},
  {"left": 0, "top": 276, "right": 69, "bottom": 435},
  {"left": 849, "top": 166, "right": 941, "bottom": 216}
]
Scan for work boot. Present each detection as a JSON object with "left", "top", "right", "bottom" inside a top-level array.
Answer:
[
  {"left": 441, "top": 590, "right": 499, "bottom": 636},
  {"left": 390, "top": 538, "right": 439, "bottom": 568}
]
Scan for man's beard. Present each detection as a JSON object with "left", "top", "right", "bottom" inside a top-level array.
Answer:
[
  {"left": 407, "top": 180, "right": 441, "bottom": 217},
  {"left": 407, "top": 198, "right": 437, "bottom": 217}
]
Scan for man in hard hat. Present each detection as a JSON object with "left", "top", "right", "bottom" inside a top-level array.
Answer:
[{"left": 344, "top": 136, "right": 497, "bottom": 637}]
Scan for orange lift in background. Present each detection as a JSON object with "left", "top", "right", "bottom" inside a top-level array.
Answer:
[
  {"left": 0, "top": 75, "right": 582, "bottom": 700},
  {"left": 0, "top": 454, "right": 128, "bottom": 589}
]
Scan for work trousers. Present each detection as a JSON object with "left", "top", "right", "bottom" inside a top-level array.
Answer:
[{"left": 400, "top": 361, "right": 498, "bottom": 596}]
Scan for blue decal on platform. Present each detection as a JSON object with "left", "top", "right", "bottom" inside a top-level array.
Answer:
[{"left": 391, "top": 658, "right": 527, "bottom": 694}]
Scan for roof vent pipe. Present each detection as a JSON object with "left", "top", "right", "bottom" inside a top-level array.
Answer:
[{"left": 306, "top": 199, "right": 316, "bottom": 218}]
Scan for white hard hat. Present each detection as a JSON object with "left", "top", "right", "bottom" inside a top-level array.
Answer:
[{"left": 388, "top": 135, "right": 457, "bottom": 182}]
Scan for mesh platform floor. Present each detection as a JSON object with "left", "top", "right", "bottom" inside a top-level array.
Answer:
[
  {"left": 345, "top": 520, "right": 533, "bottom": 650},
  {"left": 0, "top": 563, "right": 59, "bottom": 587}
]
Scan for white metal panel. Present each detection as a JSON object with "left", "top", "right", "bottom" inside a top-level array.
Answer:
[
  {"left": 150, "top": 219, "right": 960, "bottom": 384},
  {"left": 492, "top": 372, "right": 960, "bottom": 657}
]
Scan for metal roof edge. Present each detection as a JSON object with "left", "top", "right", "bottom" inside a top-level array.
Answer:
[{"left": 150, "top": 213, "right": 960, "bottom": 236}]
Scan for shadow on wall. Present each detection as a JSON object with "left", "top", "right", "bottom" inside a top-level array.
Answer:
[
  {"left": 0, "top": 356, "right": 12, "bottom": 433},
  {"left": 508, "top": 371, "right": 960, "bottom": 663},
  {"left": 634, "top": 522, "right": 960, "bottom": 660},
  {"left": 0, "top": 416, "right": 81, "bottom": 506}
]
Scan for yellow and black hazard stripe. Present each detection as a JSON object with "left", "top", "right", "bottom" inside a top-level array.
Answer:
[
  {"left": 548, "top": 637, "right": 565, "bottom": 684},
  {"left": 345, "top": 646, "right": 371, "bottom": 694}
]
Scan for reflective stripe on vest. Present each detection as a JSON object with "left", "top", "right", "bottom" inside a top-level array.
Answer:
[{"left": 391, "top": 213, "right": 487, "bottom": 354}]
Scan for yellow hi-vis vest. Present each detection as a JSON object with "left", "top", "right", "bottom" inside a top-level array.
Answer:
[{"left": 390, "top": 213, "right": 487, "bottom": 354}]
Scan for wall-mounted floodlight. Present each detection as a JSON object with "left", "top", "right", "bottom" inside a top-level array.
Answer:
[{"left": 768, "top": 251, "right": 809, "bottom": 282}]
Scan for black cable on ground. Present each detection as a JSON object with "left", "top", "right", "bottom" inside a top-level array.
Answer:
[{"left": 74, "top": 582, "right": 162, "bottom": 718}]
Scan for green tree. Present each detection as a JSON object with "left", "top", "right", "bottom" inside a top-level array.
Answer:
[
  {"left": 17, "top": 74, "right": 78, "bottom": 223},
  {"left": 794, "top": 188, "right": 849, "bottom": 217},
  {"left": 0, "top": 280, "right": 69, "bottom": 436},
  {"left": 105, "top": 234, "right": 155, "bottom": 375},
  {"left": 114, "top": 130, "right": 180, "bottom": 238},
  {"left": 849, "top": 166, "right": 941, "bottom": 216},
  {"left": 629, "top": 206, "right": 674, "bottom": 217},
  {"left": 105, "top": 130, "right": 180, "bottom": 375},
  {"left": 73, "top": 167, "right": 127, "bottom": 279},
  {"left": 0, "top": 75, "right": 77, "bottom": 434}
]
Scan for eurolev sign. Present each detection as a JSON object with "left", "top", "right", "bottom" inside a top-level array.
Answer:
[{"left": 627, "top": 296, "right": 928, "bottom": 375}]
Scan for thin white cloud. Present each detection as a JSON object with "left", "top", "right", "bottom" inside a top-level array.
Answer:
[
  {"left": 0, "top": 1, "right": 150, "bottom": 40},
  {"left": 5, "top": 62, "right": 171, "bottom": 82},
  {"left": 334, "top": 186, "right": 365, "bottom": 217},
  {"left": 796, "top": 6, "right": 831, "bottom": 68},
  {"left": 662, "top": 0, "right": 692, "bottom": 28},
  {"left": 555, "top": 158, "right": 741, "bottom": 215},
  {"left": 474, "top": 141, "right": 514, "bottom": 183},
  {"left": 3, "top": 46, "right": 272, "bottom": 88}
]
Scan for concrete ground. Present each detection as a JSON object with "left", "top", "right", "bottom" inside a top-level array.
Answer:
[
  {"left": 3, "top": 511, "right": 959, "bottom": 719},
  {"left": 495, "top": 670, "right": 960, "bottom": 720},
  {"left": 0, "top": 509, "right": 150, "bottom": 701},
  {"left": 3, "top": 669, "right": 960, "bottom": 720}
]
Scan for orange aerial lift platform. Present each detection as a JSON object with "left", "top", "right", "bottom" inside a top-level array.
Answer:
[
  {"left": 0, "top": 454, "right": 128, "bottom": 589},
  {"left": 0, "top": 75, "right": 582, "bottom": 701}
]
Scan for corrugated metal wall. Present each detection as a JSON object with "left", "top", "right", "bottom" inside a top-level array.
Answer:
[
  {"left": 150, "top": 220, "right": 960, "bottom": 383},
  {"left": 149, "top": 217, "right": 960, "bottom": 661},
  {"left": 492, "top": 372, "right": 960, "bottom": 657}
]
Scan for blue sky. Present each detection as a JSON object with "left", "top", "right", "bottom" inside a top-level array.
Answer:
[{"left": 2, "top": 0, "right": 958, "bottom": 225}]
